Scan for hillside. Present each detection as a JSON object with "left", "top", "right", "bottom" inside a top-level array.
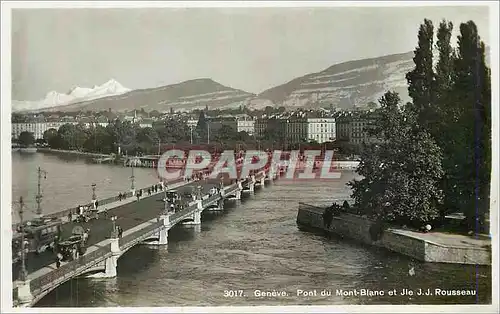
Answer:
[
  {"left": 259, "top": 47, "right": 490, "bottom": 110},
  {"left": 37, "top": 78, "right": 272, "bottom": 113},
  {"left": 259, "top": 51, "right": 415, "bottom": 109}
]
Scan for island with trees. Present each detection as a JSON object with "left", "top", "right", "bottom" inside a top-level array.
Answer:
[{"left": 297, "top": 18, "right": 491, "bottom": 265}]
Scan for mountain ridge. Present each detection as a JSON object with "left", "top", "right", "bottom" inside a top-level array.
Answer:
[
  {"left": 15, "top": 47, "right": 491, "bottom": 113},
  {"left": 30, "top": 78, "right": 274, "bottom": 113},
  {"left": 13, "top": 79, "right": 131, "bottom": 112}
]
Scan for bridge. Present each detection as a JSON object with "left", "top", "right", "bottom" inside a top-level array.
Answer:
[{"left": 12, "top": 163, "right": 285, "bottom": 307}]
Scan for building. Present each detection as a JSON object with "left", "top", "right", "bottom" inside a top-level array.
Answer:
[
  {"left": 138, "top": 118, "right": 153, "bottom": 129},
  {"left": 335, "top": 112, "right": 377, "bottom": 146},
  {"left": 285, "top": 117, "right": 308, "bottom": 144},
  {"left": 236, "top": 118, "right": 255, "bottom": 135},
  {"left": 187, "top": 119, "right": 198, "bottom": 129},
  {"left": 255, "top": 117, "right": 285, "bottom": 140},
  {"left": 95, "top": 116, "right": 110, "bottom": 128},
  {"left": 11, "top": 122, "right": 74, "bottom": 140},
  {"left": 203, "top": 117, "right": 237, "bottom": 135},
  {"left": 307, "top": 118, "right": 336, "bottom": 143}
]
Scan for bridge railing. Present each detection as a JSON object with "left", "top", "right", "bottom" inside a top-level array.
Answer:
[
  {"left": 13, "top": 178, "right": 184, "bottom": 231},
  {"left": 119, "top": 221, "right": 164, "bottom": 250},
  {"left": 29, "top": 244, "right": 112, "bottom": 295},
  {"left": 202, "top": 194, "right": 221, "bottom": 206},
  {"left": 170, "top": 204, "right": 198, "bottom": 223},
  {"left": 224, "top": 184, "right": 239, "bottom": 195}
]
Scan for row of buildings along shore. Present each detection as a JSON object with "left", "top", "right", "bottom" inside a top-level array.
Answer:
[{"left": 11, "top": 108, "right": 377, "bottom": 147}]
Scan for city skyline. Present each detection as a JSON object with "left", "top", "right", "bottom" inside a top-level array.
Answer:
[{"left": 11, "top": 4, "right": 491, "bottom": 101}]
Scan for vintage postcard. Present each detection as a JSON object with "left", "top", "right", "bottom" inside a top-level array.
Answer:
[{"left": 1, "top": 1, "right": 498, "bottom": 313}]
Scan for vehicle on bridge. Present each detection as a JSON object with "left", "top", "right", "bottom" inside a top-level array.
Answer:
[
  {"left": 182, "top": 190, "right": 195, "bottom": 201},
  {"left": 165, "top": 190, "right": 181, "bottom": 203},
  {"left": 76, "top": 205, "right": 99, "bottom": 223},
  {"left": 58, "top": 226, "right": 88, "bottom": 261},
  {"left": 12, "top": 220, "right": 62, "bottom": 260}
]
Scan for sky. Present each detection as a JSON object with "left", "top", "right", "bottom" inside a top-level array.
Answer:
[{"left": 11, "top": 4, "right": 491, "bottom": 101}]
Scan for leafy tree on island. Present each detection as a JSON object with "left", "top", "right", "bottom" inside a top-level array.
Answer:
[
  {"left": 406, "top": 19, "right": 491, "bottom": 231},
  {"left": 349, "top": 18, "right": 491, "bottom": 234},
  {"left": 349, "top": 91, "right": 444, "bottom": 228}
]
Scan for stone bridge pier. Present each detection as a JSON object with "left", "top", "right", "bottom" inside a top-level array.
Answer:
[
  {"left": 17, "top": 278, "right": 33, "bottom": 307},
  {"left": 259, "top": 176, "right": 265, "bottom": 187},
  {"left": 248, "top": 175, "right": 256, "bottom": 193},
  {"left": 192, "top": 200, "right": 202, "bottom": 225},
  {"left": 147, "top": 213, "right": 171, "bottom": 246},
  {"left": 103, "top": 237, "right": 120, "bottom": 278},
  {"left": 234, "top": 181, "right": 242, "bottom": 200}
]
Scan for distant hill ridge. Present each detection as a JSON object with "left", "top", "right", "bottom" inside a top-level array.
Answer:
[
  {"left": 19, "top": 48, "right": 490, "bottom": 113},
  {"left": 31, "top": 78, "right": 274, "bottom": 113},
  {"left": 258, "top": 46, "right": 490, "bottom": 109}
]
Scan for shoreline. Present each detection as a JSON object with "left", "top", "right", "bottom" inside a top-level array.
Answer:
[
  {"left": 36, "top": 148, "right": 112, "bottom": 159},
  {"left": 296, "top": 203, "right": 492, "bottom": 265}
]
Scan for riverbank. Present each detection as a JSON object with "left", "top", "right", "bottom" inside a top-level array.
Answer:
[
  {"left": 296, "top": 203, "right": 492, "bottom": 265},
  {"left": 36, "top": 148, "right": 112, "bottom": 159}
]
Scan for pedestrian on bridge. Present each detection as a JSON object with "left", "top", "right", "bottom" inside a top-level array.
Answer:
[
  {"left": 83, "top": 229, "right": 89, "bottom": 244},
  {"left": 117, "top": 225, "right": 123, "bottom": 238},
  {"left": 56, "top": 252, "right": 63, "bottom": 268}
]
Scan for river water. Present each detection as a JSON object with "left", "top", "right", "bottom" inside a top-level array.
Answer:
[{"left": 11, "top": 152, "right": 492, "bottom": 306}]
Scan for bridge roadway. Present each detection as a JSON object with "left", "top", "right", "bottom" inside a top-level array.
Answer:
[{"left": 12, "top": 178, "right": 228, "bottom": 281}]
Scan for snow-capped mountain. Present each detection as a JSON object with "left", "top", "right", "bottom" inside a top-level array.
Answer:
[
  {"left": 12, "top": 79, "right": 131, "bottom": 112},
  {"left": 34, "top": 78, "right": 263, "bottom": 113}
]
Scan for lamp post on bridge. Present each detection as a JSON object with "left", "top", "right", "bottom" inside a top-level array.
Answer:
[
  {"left": 110, "top": 216, "right": 118, "bottom": 238},
  {"left": 130, "top": 162, "right": 135, "bottom": 194},
  {"left": 35, "top": 167, "right": 47, "bottom": 219},
  {"left": 197, "top": 185, "right": 203, "bottom": 200},
  {"left": 18, "top": 196, "right": 28, "bottom": 282},
  {"left": 91, "top": 183, "right": 97, "bottom": 208}
]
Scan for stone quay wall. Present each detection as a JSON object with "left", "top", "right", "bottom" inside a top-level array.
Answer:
[{"left": 296, "top": 203, "right": 491, "bottom": 265}]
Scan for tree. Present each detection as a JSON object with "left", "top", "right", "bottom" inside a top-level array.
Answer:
[
  {"left": 349, "top": 91, "right": 444, "bottom": 228},
  {"left": 405, "top": 19, "right": 491, "bottom": 231},
  {"left": 43, "top": 128, "right": 58, "bottom": 143},
  {"left": 154, "top": 119, "right": 190, "bottom": 143},
  {"left": 264, "top": 106, "right": 274, "bottom": 116},
  {"left": 405, "top": 19, "right": 436, "bottom": 130},
  {"left": 18, "top": 131, "right": 35, "bottom": 147},
  {"left": 136, "top": 127, "right": 159, "bottom": 154},
  {"left": 136, "top": 127, "right": 159, "bottom": 144},
  {"left": 57, "top": 124, "right": 76, "bottom": 149},
  {"left": 445, "top": 21, "right": 491, "bottom": 230},
  {"left": 83, "top": 125, "right": 113, "bottom": 153},
  {"left": 195, "top": 111, "right": 208, "bottom": 143},
  {"left": 215, "top": 124, "right": 237, "bottom": 142}
]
